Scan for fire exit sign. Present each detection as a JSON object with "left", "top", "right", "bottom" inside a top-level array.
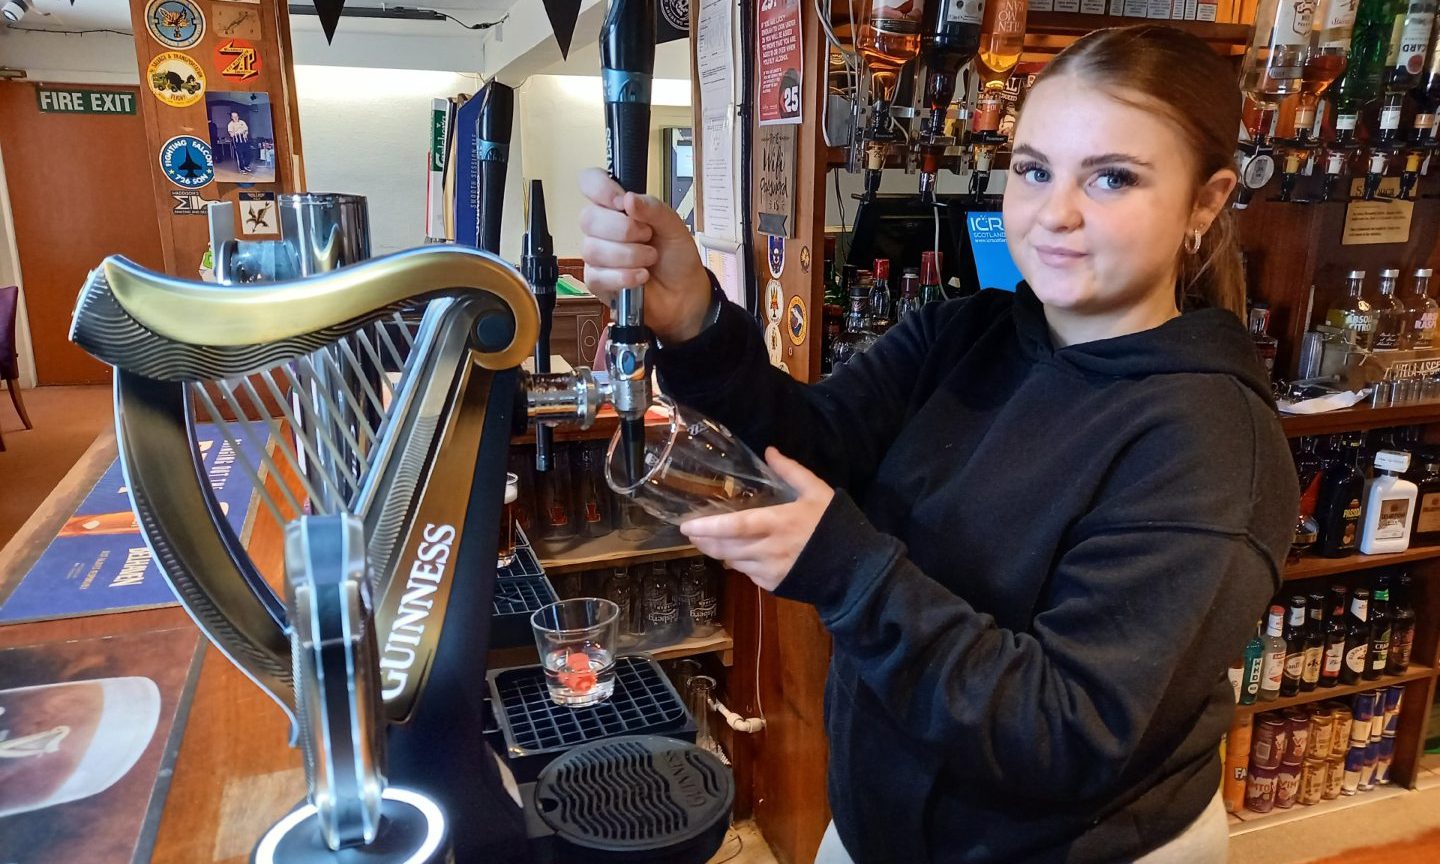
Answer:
[{"left": 36, "top": 88, "right": 137, "bottom": 115}]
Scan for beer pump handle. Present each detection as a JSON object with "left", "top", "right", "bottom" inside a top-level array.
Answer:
[
  {"left": 522, "top": 179, "right": 559, "bottom": 471},
  {"left": 475, "top": 81, "right": 515, "bottom": 256}
]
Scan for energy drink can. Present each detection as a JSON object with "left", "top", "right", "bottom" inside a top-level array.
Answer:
[
  {"left": 1330, "top": 706, "right": 1353, "bottom": 758},
  {"left": 1323, "top": 757, "right": 1345, "bottom": 800},
  {"left": 1307, "top": 709, "right": 1335, "bottom": 760},
  {"left": 1343, "top": 745, "right": 1365, "bottom": 795},
  {"left": 1285, "top": 709, "right": 1311, "bottom": 764},
  {"left": 1252, "top": 714, "right": 1287, "bottom": 770},
  {"left": 1300, "top": 758, "right": 1327, "bottom": 805},
  {"left": 1246, "top": 763, "right": 1280, "bottom": 813},
  {"left": 1276, "top": 761, "right": 1303, "bottom": 809}
]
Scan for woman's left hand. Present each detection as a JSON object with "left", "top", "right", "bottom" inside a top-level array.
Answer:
[{"left": 679, "top": 448, "right": 834, "bottom": 592}]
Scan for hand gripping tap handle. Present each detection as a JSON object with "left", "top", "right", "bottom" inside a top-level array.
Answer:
[
  {"left": 521, "top": 179, "right": 559, "bottom": 471},
  {"left": 600, "top": 0, "right": 656, "bottom": 484},
  {"left": 475, "top": 80, "right": 515, "bottom": 255}
]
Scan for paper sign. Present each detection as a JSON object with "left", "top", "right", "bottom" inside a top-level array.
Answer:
[
  {"left": 756, "top": 0, "right": 803, "bottom": 125},
  {"left": 1342, "top": 199, "right": 1415, "bottom": 245},
  {"left": 757, "top": 124, "right": 797, "bottom": 237}
]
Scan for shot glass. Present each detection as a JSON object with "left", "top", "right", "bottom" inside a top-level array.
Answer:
[
  {"left": 530, "top": 598, "right": 620, "bottom": 707},
  {"left": 604, "top": 396, "right": 796, "bottom": 524}
]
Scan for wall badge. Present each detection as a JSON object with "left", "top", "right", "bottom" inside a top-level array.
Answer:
[
  {"left": 159, "top": 135, "right": 215, "bottom": 189},
  {"left": 212, "top": 3, "right": 262, "bottom": 38},
  {"left": 786, "top": 295, "right": 807, "bottom": 346},
  {"left": 147, "top": 52, "right": 206, "bottom": 108},
  {"left": 215, "top": 38, "right": 262, "bottom": 82},
  {"left": 764, "top": 322, "right": 784, "bottom": 367},
  {"left": 170, "top": 190, "right": 215, "bottom": 215},
  {"left": 765, "top": 279, "right": 784, "bottom": 324},
  {"left": 145, "top": 0, "right": 206, "bottom": 50},
  {"left": 238, "top": 191, "right": 279, "bottom": 236},
  {"left": 800, "top": 244, "right": 811, "bottom": 273},
  {"left": 767, "top": 235, "right": 785, "bottom": 278}
]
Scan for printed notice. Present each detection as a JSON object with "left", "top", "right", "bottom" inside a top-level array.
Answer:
[
  {"left": 757, "top": 0, "right": 803, "bottom": 125},
  {"left": 1342, "top": 199, "right": 1415, "bottom": 245},
  {"left": 756, "top": 125, "right": 797, "bottom": 237}
]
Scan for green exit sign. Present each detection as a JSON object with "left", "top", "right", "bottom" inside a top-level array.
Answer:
[{"left": 36, "top": 88, "right": 137, "bottom": 115}]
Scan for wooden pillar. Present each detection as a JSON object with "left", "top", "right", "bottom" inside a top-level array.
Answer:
[{"left": 127, "top": 0, "right": 306, "bottom": 276}]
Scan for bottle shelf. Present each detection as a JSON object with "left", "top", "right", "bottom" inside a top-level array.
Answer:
[
  {"left": 1227, "top": 781, "right": 1410, "bottom": 835},
  {"left": 1233, "top": 664, "right": 1435, "bottom": 719},
  {"left": 1279, "top": 403, "right": 1440, "bottom": 438},
  {"left": 1284, "top": 545, "right": 1440, "bottom": 582},
  {"left": 1025, "top": 12, "right": 1250, "bottom": 43},
  {"left": 536, "top": 528, "right": 700, "bottom": 574},
  {"left": 487, "top": 626, "right": 735, "bottom": 671}
]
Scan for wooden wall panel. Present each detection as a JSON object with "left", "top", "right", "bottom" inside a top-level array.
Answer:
[{"left": 127, "top": 0, "right": 304, "bottom": 276}]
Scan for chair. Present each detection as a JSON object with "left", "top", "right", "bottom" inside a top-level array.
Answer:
[{"left": 0, "top": 286, "right": 33, "bottom": 441}]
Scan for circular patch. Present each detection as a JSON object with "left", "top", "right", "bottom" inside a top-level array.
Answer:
[
  {"left": 786, "top": 295, "right": 807, "bottom": 346},
  {"left": 661, "top": 0, "right": 689, "bottom": 31},
  {"left": 145, "top": 0, "right": 205, "bottom": 49},
  {"left": 765, "top": 279, "right": 784, "bottom": 324},
  {"left": 159, "top": 135, "right": 215, "bottom": 188},
  {"left": 767, "top": 235, "right": 785, "bottom": 279},
  {"left": 764, "top": 322, "right": 784, "bottom": 367},
  {"left": 800, "top": 244, "right": 811, "bottom": 274},
  {"left": 214, "top": 37, "right": 262, "bottom": 82},
  {"left": 147, "top": 52, "right": 206, "bottom": 107}
]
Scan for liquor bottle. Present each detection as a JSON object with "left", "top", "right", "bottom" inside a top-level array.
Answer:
[
  {"left": 1242, "top": 0, "right": 1317, "bottom": 127},
  {"left": 1326, "top": 270, "right": 1377, "bottom": 350},
  {"left": 920, "top": 251, "right": 945, "bottom": 305},
  {"left": 1402, "top": 268, "right": 1438, "bottom": 348},
  {"left": 858, "top": 0, "right": 928, "bottom": 106},
  {"left": 870, "top": 258, "right": 894, "bottom": 331},
  {"left": 919, "top": 0, "right": 982, "bottom": 138},
  {"left": 1366, "top": 574, "right": 1392, "bottom": 678},
  {"left": 1410, "top": 21, "right": 1440, "bottom": 140},
  {"left": 1409, "top": 450, "right": 1440, "bottom": 542},
  {"left": 830, "top": 276, "right": 880, "bottom": 369},
  {"left": 1294, "top": 437, "right": 1325, "bottom": 556},
  {"left": 895, "top": 268, "right": 922, "bottom": 321},
  {"left": 1282, "top": 595, "right": 1310, "bottom": 696},
  {"left": 1359, "top": 449, "right": 1418, "bottom": 553},
  {"left": 1242, "top": 622, "right": 1267, "bottom": 704},
  {"left": 1260, "top": 604, "right": 1289, "bottom": 700},
  {"left": 1382, "top": 0, "right": 1436, "bottom": 100},
  {"left": 1329, "top": 0, "right": 1392, "bottom": 133},
  {"left": 1373, "top": 269, "right": 1407, "bottom": 349},
  {"left": 536, "top": 448, "right": 577, "bottom": 541},
  {"left": 1321, "top": 584, "right": 1350, "bottom": 686},
  {"left": 1302, "top": 591, "right": 1327, "bottom": 690},
  {"left": 1251, "top": 302, "right": 1280, "bottom": 376},
  {"left": 575, "top": 442, "right": 611, "bottom": 538},
  {"left": 677, "top": 558, "right": 719, "bottom": 638},
  {"left": 1297, "top": 0, "right": 1360, "bottom": 136},
  {"left": 641, "top": 561, "right": 682, "bottom": 647},
  {"left": 1387, "top": 572, "right": 1416, "bottom": 672},
  {"left": 1317, "top": 434, "right": 1367, "bottom": 556},
  {"left": 1340, "top": 588, "right": 1371, "bottom": 684},
  {"left": 972, "top": 0, "right": 1027, "bottom": 133}
]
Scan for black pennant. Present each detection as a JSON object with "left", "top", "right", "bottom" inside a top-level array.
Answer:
[
  {"left": 313, "top": 0, "right": 345, "bottom": 43},
  {"left": 656, "top": 0, "right": 688, "bottom": 44},
  {"left": 541, "top": 0, "right": 582, "bottom": 59}
]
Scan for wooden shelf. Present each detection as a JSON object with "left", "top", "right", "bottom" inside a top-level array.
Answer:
[
  {"left": 1026, "top": 12, "right": 1250, "bottom": 42},
  {"left": 536, "top": 529, "right": 700, "bottom": 574},
  {"left": 1284, "top": 545, "right": 1440, "bottom": 581},
  {"left": 1228, "top": 782, "right": 1410, "bottom": 835},
  {"left": 1234, "top": 665, "right": 1435, "bottom": 718},
  {"left": 1279, "top": 403, "right": 1440, "bottom": 437},
  {"left": 647, "top": 627, "right": 735, "bottom": 666}
]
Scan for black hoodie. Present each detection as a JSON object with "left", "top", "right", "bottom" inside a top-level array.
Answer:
[{"left": 654, "top": 282, "right": 1298, "bottom": 863}]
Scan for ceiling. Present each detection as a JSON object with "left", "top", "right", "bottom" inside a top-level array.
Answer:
[{"left": 5, "top": 0, "right": 510, "bottom": 34}]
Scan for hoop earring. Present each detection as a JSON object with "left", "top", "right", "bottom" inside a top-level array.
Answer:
[{"left": 1185, "top": 228, "right": 1203, "bottom": 255}]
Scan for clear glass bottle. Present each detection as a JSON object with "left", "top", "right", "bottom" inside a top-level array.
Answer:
[
  {"left": 1260, "top": 604, "right": 1289, "bottom": 700},
  {"left": 536, "top": 446, "right": 577, "bottom": 541},
  {"left": 895, "top": 268, "right": 923, "bottom": 321},
  {"left": 1241, "top": 0, "right": 1315, "bottom": 119},
  {"left": 687, "top": 674, "right": 724, "bottom": 758},
  {"left": 641, "top": 561, "right": 682, "bottom": 648},
  {"left": 869, "top": 258, "right": 894, "bottom": 331},
  {"left": 1297, "top": 0, "right": 1359, "bottom": 135},
  {"left": 575, "top": 441, "right": 612, "bottom": 538},
  {"left": 857, "top": 0, "right": 927, "bottom": 104},
  {"left": 1373, "top": 268, "right": 1407, "bottom": 350},
  {"left": 603, "top": 567, "right": 642, "bottom": 649},
  {"left": 1251, "top": 302, "right": 1280, "bottom": 375},
  {"left": 678, "top": 558, "right": 720, "bottom": 638},
  {"left": 830, "top": 276, "right": 880, "bottom": 369},
  {"left": 1326, "top": 269, "right": 1377, "bottom": 350},
  {"left": 1403, "top": 267, "right": 1438, "bottom": 347}
]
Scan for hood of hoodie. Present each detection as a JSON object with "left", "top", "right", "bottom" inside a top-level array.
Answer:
[{"left": 1010, "top": 281, "right": 1273, "bottom": 404}]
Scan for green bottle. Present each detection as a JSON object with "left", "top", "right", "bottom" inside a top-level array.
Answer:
[
  {"left": 1329, "top": 0, "right": 1393, "bottom": 132},
  {"left": 1241, "top": 622, "right": 1266, "bottom": 705}
]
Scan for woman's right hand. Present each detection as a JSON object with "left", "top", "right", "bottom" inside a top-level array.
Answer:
[{"left": 578, "top": 167, "right": 712, "bottom": 344}]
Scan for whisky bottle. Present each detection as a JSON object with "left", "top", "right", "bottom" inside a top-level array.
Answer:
[
  {"left": 1373, "top": 268, "right": 1407, "bottom": 349},
  {"left": 1326, "top": 269, "right": 1377, "bottom": 350},
  {"left": 920, "top": 0, "right": 982, "bottom": 138},
  {"left": 1402, "top": 267, "right": 1438, "bottom": 347},
  {"left": 1241, "top": 0, "right": 1315, "bottom": 122},
  {"left": 1297, "top": 0, "right": 1359, "bottom": 136},
  {"left": 1382, "top": 0, "right": 1436, "bottom": 96},
  {"left": 858, "top": 0, "right": 928, "bottom": 105},
  {"left": 1409, "top": 451, "right": 1440, "bottom": 542},
  {"left": 1250, "top": 302, "right": 1280, "bottom": 375},
  {"left": 1410, "top": 21, "right": 1440, "bottom": 139}
]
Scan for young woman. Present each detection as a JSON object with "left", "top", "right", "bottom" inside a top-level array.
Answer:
[{"left": 578, "top": 26, "right": 1297, "bottom": 863}]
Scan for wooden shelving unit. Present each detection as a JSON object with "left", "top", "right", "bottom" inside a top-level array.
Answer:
[
  {"left": 1228, "top": 784, "right": 1410, "bottom": 835},
  {"left": 1284, "top": 546, "right": 1440, "bottom": 582},
  {"left": 1235, "top": 665, "right": 1434, "bottom": 718},
  {"left": 1280, "top": 404, "right": 1440, "bottom": 438},
  {"left": 648, "top": 628, "right": 735, "bottom": 666},
  {"left": 536, "top": 530, "right": 700, "bottom": 574}
]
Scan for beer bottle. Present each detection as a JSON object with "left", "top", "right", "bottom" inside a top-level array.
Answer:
[
  {"left": 1367, "top": 575, "right": 1393, "bottom": 679},
  {"left": 1388, "top": 573, "right": 1417, "bottom": 674},
  {"left": 1321, "top": 585, "right": 1349, "bottom": 687},
  {"left": 1341, "top": 588, "right": 1371, "bottom": 685},
  {"left": 1301, "top": 591, "right": 1326, "bottom": 691},
  {"left": 1282, "top": 596, "right": 1309, "bottom": 696}
]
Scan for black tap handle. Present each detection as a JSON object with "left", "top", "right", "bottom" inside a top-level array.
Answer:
[
  {"left": 475, "top": 81, "right": 514, "bottom": 256},
  {"left": 600, "top": 0, "right": 655, "bottom": 200},
  {"left": 522, "top": 179, "right": 559, "bottom": 471}
]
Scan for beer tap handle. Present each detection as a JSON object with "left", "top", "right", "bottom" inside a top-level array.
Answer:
[{"left": 522, "top": 179, "right": 559, "bottom": 472}]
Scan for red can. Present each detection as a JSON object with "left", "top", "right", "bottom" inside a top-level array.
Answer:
[
  {"left": 1246, "top": 763, "right": 1280, "bottom": 813},
  {"left": 1252, "top": 714, "right": 1288, "bottom": 770},
  {"left": 1285, "top": 709, "right": 1311, "bottom": 763},
  {"left": 1275, "top": 761, "right": 1303, "bottom": 809}
]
